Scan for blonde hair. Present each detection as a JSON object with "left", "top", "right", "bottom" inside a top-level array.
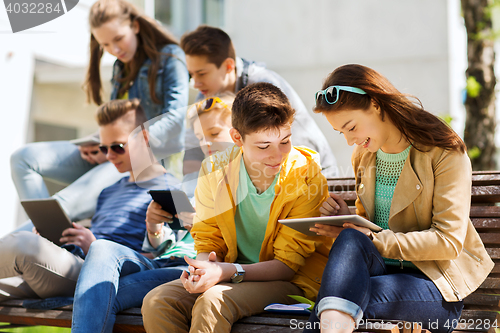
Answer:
[{"left": 187, "top": 93, "right": 235, "bottom": 128}]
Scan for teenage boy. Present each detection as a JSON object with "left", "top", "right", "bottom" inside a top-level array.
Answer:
[
  {"left": 141, "top": 83, "right": 333, "bottom": 333},
  {"left": 180, "top": 25, "right": 338, "bottom": 178},
  {"left": 0, "top": 99, "right": 179, "bottom": 302}
]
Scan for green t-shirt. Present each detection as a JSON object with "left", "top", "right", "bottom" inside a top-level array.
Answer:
[
  {"left": 374, "top": 145, "right": 417, "bottom": 269},
  {"left": 156, "top": 231, "right": 197, "bottom": 260},
  {"left": 234, "top": 159, "right": 279, "bottom": 264}
]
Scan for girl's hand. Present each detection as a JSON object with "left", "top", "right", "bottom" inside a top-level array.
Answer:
[
  {"left": 177, "top": 211, "right": 195, "bottom": 231},
  {"left": 342, "top": 223, "right": 373, "bottom": 238},
  {"left": 146, "top": 200, "right": 173, "bottom": 224},
  {"left": 78, "top": 145, "right": 107, "bottom": 165},
  {"left": 320, "top": 192, "right": 350, "bottom": 216}
]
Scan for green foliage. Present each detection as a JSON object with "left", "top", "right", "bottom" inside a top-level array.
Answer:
[
  {"left": 466, "top": 76, "right": 482, "bottom": 98},
  {"left": 440, "top": 114, "right": 453, "bottom": 126},
  {"left": 468, "top": 146, "right": 482, "bottom": 160}
]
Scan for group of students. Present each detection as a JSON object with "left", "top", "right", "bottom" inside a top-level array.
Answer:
[{"left": 2, "top": 0, "right": 495, "bottom": 332}]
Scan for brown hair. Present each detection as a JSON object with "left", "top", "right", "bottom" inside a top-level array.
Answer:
[
  {"left": 232, "top": 82, "right": 295, "bottom": 138},
  {"left": 84, "top": 0, "right": 178, "bottom": 105},
  {"left": 314, "top": 64, "right": 466, "bottom": 153},
  {"left": 180, "top": 25, "right": 235, "bottom": 68},
  {"left": 96, "top": 98, "right": 147, "bottom": 127}
]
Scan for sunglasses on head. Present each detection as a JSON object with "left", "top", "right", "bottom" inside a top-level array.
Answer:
[
  {"left": 196, "top": 97, "right": 228, "bottom": 113},
  {"left": 315, "top": 85, "right": 367, "bottom": 105},
  {"left": 99, "top": 142, "right": 128, "bottom": 155}
]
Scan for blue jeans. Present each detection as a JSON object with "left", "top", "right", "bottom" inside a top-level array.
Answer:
[
  {"left": 305, "top": 229, "right": 463, "bottom": 333},
  {"left": 71, "top": 239, "right": 186, "bottom": 333},
  {"left": 10, "top": 141, "right": 124, "bottom": 222}
]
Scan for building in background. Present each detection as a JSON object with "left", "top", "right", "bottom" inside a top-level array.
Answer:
[{"left": 0, "top": 0, "right": 467, "bottom": 236}]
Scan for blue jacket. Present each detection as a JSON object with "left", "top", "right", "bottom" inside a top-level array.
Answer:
[{"left": 111, "top": 44, "right": 190, "bottom": 158}]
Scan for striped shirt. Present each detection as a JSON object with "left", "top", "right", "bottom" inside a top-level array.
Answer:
[{"left": 90, "top": 173, "right": 180, "bottom": 252}]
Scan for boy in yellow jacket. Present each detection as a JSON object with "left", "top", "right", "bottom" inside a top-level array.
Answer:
[{"left": 141, "top": 82, "right": 333, "bottom": 333}]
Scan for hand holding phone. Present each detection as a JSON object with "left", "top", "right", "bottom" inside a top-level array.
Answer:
[{"left": 148, "top": 190, "right": 195, "bottom": 230}]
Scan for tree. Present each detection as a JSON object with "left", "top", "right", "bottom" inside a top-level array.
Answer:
[{"left": 461, "top": 0, "right": 497, "bottom": 170}]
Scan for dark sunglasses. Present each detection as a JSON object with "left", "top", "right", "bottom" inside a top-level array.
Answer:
[
  {"left": 315, "top": 85, "right": 367, "bottom": 105},
  {"left": 99, "top": 142, "right": 128, "bottom": 155}
]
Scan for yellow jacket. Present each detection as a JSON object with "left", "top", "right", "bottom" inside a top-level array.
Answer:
[
  {"left": 352, "top": 143, "right": 494, "bottom": 302},
  {"left": 191, "top": 145, "right": 332, "bottom": 300}
]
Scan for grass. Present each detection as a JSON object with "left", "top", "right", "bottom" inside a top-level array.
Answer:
[{"left": 0, "top": 324, "right": 70, "bottom": 332}]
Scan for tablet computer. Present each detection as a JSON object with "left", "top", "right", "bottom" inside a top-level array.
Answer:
[
  {"left": 278, "top": 215, "right": 382, "bottom": 236},
  {"left": 148, "top": 190, "right": 195, "bottom": 230},
  {"left": 21, "top": 198, "right": 73, "bottom": 246}
]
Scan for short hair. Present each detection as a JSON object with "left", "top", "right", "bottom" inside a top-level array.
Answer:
[
  {"left": 180, "top": 25, "right": 235, "bottom": 68},
  {"left": 96, "top": 98, "right": 147, "bottom": 127},
  {"left": 187, "top": 93, "right": 235, "bottom": 128},
  {"left": 232, "top": 82, "right": 295, "bottom": 138}
]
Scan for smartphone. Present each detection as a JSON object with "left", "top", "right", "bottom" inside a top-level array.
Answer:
[{"left": 148, "top": 190, "right": 195, "bottom": 230}]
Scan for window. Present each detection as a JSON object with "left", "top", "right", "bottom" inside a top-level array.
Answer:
[{"left": 155, "top": 0, "right": 225, "bottom": 38}]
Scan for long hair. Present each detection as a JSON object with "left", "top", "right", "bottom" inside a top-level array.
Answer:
[
  {"left": 314, "top": 64, "right": 465, "bottom": 153},
  {"left": 84, "top": 0, "right": 178, "bottom": 105}
]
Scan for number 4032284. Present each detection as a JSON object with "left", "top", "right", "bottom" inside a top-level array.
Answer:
[
  {"left": 444, "top": 319, "right": 498, "bottom": 330},
  {"left": 6, "top": 2, "right": 62, "bottom": 14}
]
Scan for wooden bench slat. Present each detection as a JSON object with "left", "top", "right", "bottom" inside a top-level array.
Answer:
[
  {"left": 470, "top": 206, "right": 500, "bottom": 218},
  {"left": 478, "top": 275, "right": 500, "bottom": 289},
  {"left": 479, "top": 234, "right": 500, "bottom": 245},
  {"left": 472, "top": 218, "right": 500, "bottom": 230},
  {"left": 463, "top": 293, "right": 500, "bottom": 307},
  {"left": 0, "top": 306, "right": 72, "bottom": 328}
]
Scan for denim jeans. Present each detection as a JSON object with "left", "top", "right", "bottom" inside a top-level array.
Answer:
[
  {"left": 71, "top": 239, "right": 187, "bottom": 333},
  {"left": 10, "top": 141, "right": 124, "bottom": 222},
  {"left": 305, "top": 229, "right": 463, "bottom": 333}
]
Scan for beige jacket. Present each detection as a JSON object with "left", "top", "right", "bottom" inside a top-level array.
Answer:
[{"left": 352, "top": 144, "right": 494, "bottom": 302}]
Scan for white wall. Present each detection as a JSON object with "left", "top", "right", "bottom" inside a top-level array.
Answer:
[
  {"left": 0, "top": 0, "right": 114, "bottom": 236},
  {"left": 225, "top": 0, "right": 453, "bottom": 177},
  {"left": 0, "top": 0, "right": 462, "bottom": 235}
]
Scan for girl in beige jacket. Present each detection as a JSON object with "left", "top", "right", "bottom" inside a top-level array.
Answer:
[{"left": 305, "top": 64, "right": 494, "bottom": 333}]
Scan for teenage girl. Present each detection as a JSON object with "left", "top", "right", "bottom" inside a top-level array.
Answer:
[
  {"left": 10, "top": 0, "right": 189, "bottom": 224},
  {"left": 306, "top": 64, "right": 493, "bottom": 333}
]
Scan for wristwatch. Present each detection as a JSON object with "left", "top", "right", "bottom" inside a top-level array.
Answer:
[{"left": 230, "top": 263, "right": 245, "bottom": 283}]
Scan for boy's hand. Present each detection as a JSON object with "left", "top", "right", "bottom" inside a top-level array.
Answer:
[
  {"left": 146, "top": 200, "right": 173, "bottom": 224},
  {"left": 78, "top": 145, "right": 107, "bottom": 165},
  {"left": 320, "top": 192, "right": 350, "bottom": 216},
  {"left": 176, "top": 211, "right": 196, "bottom": 231},
  {"left": 180, "top": 255, "right": 235, "bottom": 294},
  {"left": 309, "top": 223, "right": 344, "bottom": 238},
  {"left": 60, "top": 222, "right": 96, "bottom": 254}
]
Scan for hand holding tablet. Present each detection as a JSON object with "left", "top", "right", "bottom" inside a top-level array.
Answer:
[{"left": 278, "top": 215, "right": 382, "bottom": 237}]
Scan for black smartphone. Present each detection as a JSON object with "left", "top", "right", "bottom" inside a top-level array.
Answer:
[{"left": 148, "top": 190, "right": 195, "bottom": 230}]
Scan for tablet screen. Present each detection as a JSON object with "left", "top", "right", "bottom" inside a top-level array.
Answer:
[{"left": 21, "top": 198, "right": 73, "bottom": 246}]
